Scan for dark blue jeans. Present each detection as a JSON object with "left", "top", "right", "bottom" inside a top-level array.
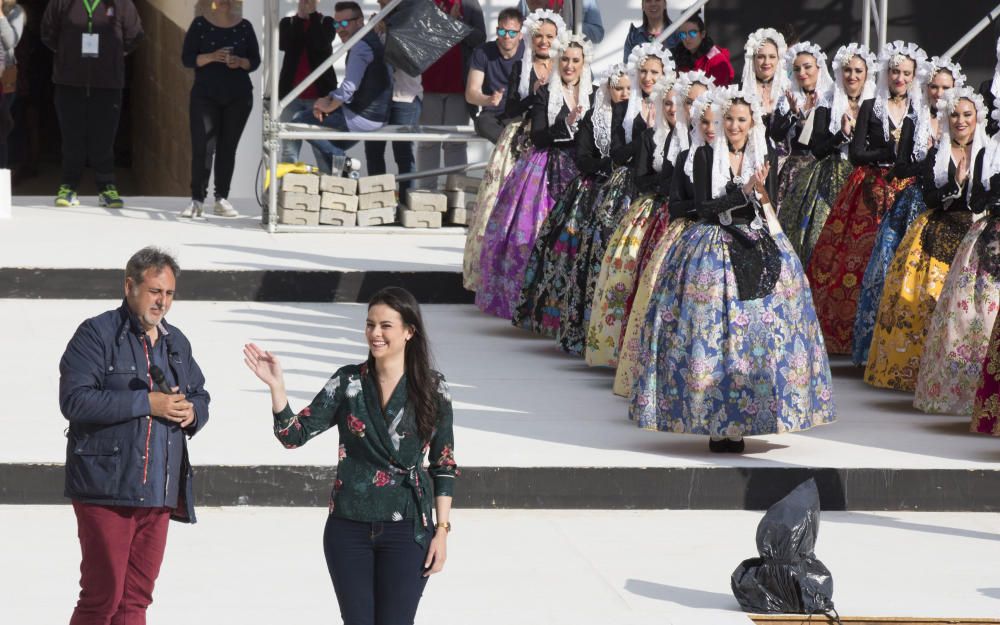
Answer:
[
  {"left": 363, "top": 97, "right": 422, "bottom": 199},
  {"left": 293, "top": 107, "right": 359, "bottom": 174},
  {"left": 323, "top": 515, "right": 431, "bottom": 625}
]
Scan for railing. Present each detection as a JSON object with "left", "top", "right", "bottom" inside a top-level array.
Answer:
[
  {"left": 653, "top": 0, "right": 709, "bottom": 47},
  {"left": 942, "top": 3, "right": 1000, "bottom": 59},
  {"left": 861, "top": 0, "right": 888, "bottom": 52}
]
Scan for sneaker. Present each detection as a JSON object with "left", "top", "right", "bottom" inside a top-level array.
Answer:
[
  {"left": 180, "top": 199, "right": 203, "bottom": 219},
  {"left": 213, "top": 197, "right": 239, "bottom": 217},
  {"left": 55, "top": 185, "right": 79, "bottom": 207},
  {"left": 98, "top": 185, "right": 124, "bottom": 208}
]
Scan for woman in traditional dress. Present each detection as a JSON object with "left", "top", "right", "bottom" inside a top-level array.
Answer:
[
  {"left": 613, "top": 82, "right": 716, "bottom": 397},
  {"left": 741, "top": 27, "right": 788, "bottom": 194},
  {"left": 556, "top": 42, "right": 673, "bottom": 355},
  {"left": 865, "top": 87, "right": 985, "bottom": 391},
  {"left": 514, "top": 63, "right": 628, "bottom": 336},
  {"left": 462, "top": 10, "right": 565, "bottom": 292},
  {"left": 851, "top": 56, "right": 960, "bottom": 364},
  {"left": 476, "top": 32, "right": 593, "bottom": 319},
  {"left": 770, "top": 42, "right": 834, "bottom": 213},
  {"left": 916, "top": 124, "right": 1000, "bottom": 415},
  {"left": 779, "top": 44, "right": 877, "bottom": 264},
  {"left": 807, "top": 41, "right": 932, "bottom": 354},
  {"left": 586, "top": 73, "right": 677, "bottom": 367},
  {"left": 972, "top": 216, "right": 1000, "bottom": 431},
  {"left": 630, "top": 85, "right": 835, "bottom": 453}
]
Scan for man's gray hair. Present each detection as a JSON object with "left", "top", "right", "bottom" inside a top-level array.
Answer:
[{"left": 125, "top": 247, "right": 181, "bottom": 285}]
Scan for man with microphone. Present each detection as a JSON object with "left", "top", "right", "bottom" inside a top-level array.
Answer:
[{"left": 59, "top": 246, "right": 210, "bottom": 625}]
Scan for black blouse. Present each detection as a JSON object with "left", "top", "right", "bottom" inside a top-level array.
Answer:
[
  {"left": 770, "top": 106, "right": 848, "bottom": 160},
  {"left": 634, "top": 126, "right": 675, "bottom": 195},
  {"left": 922, "top": 147, "right": 988, "bottom": 213},
  {"left": 575, "top": 106, "right": 616, "bottom": 177},
  {"left": 850, "top": 98, "right": 922, "bottom": 179},
  {"left": 529, "top": 85, "right": 575, "bottom": 148},
  {"left": 612, "top": 110, "right": 648, "bottom": 167},
  {"left": 181, "top": 17, "right": 261, "bottom": 99},
  {"left": 502, "top": 62, "right": 540, "bottom": 121}
]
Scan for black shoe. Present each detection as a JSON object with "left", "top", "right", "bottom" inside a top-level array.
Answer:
[
  {"left": 726, "top": 438, "right": 746, "bottom": 453},
  {"left": 708, "top": 438, "right": 728, "bottom": 453}
]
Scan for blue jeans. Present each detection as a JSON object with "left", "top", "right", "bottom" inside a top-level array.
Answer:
[
  {"left": 323, "top": 516, "right": 431, "bottom": 625},
  {"left": 364, "top": 97, "right": 422, "bottom": 199},
  {"left": 279, "top": 98, "right": 326, "bottom": 165},
  {"left": 292, "top": 107, "right": 359, "bottom": 174}
]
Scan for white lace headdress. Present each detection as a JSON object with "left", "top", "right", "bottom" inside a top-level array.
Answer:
[
  {"left": 929, "top": 56, "right": 967, "bottom": 93},
  {"left": 517, "top": 9, "right": 567, "bottom": 99},
  {"left": 624, "top": 42, "right": 676, "bottom": 142},
  {"left": 872, "top": 40, "right": 932, "bottom": 160},
  {"left": 667, "top": 71, "right": 716, "bottom": 167},
  {"left": 709, "top": 86, "right": 768, "bottom": 199},
  {"left": 741, "top": 28, "right": 788, "bottom": 113},
  {"left": 986, "top": 108, "right": 1000, "bottom": 192},
  {"left": 778, "top": 41, "right": 834, "bottom": 115},
  {"left": 932, "top": 87, "right": 987, "bottom": 202},
  {"left": 591, "top": 63, "right": 628, "bottom": 158},
  {"left": 991, "top": 37, "right": 1000, "bottom": 113},
  {"left": 683, "top": 89, "right": 722, "bottom": 184},
  {"left": 829, "top": 43, "right": 877, "bottom": 135},
  {"left": 546, "top": 33, "right": 593, "bottom": 135},
  {"left": 650, "top": 75, "right": 678, "bottom": 172}
]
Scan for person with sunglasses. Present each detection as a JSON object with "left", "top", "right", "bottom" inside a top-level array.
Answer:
[
  {"left": 466, "top": 8, "right": 525, "bottom": 144},
  {"left": 672, "top": 14, "right": 733, "bottom": 87},
  {"left": 293, "top": 1, "right": 391, "bottom": 176}
]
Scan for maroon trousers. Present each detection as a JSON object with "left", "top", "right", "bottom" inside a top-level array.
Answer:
[{"left": 70, "top": 502, "right": 171, "bottom": 625}]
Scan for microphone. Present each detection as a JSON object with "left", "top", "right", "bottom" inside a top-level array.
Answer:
[{"left": 149, "top": 365, "right": 173, "bottom": 394}]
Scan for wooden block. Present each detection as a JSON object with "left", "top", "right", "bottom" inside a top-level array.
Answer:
[
  {"left": 356, "top": 206, "right": 396, "bottom": 226},
  {"left": 281, "top": 172, "right": 319, "bottom": 194},
  {"left": 406, "top": 190, "right": 448, "bottom": 212},
  {"left": 280, "top": 191, "right": 320, "bottom": 212},
  {"left": 445, "top": 189, "right": 477, "bottom": 209},
  {"left": 358, "top": 190, "right": 397, "bottom": 210},
  {"left": 445, "top": 173, "right": 481, "bottom": 192},
  {"left": 358, "top": 174, "right": 396, "bottom": 194},
  {"left": 319, "top": 209, "right": 357, "bottom": 226},
  {"left": 447, "top": 207, "right": 469, "bottom": 226},
  {"left": 398, "top": 209, "right": 442, "bottom": 228},
  {"left": 279, "top": 208, "right": 320, "bottom": 226},
  {"left": 320, "top": 192, "right": 359, "bottom": 212},
  {"left": 319, "top": 175, "right": 358, "bottom": 195}
]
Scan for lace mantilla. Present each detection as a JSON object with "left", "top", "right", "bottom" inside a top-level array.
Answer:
[
  {"left": 710, "top": 86, "right": 768, "bottom": 200},
  {"left": 668, "top": 71, "right": 716, "bottom": 166},
  {"left": 829, "top": 43, "right": 877, "bottom": 136},
  {"left": 779, "top": 42, "right": 834, "bottom": 117},
  {"left": 592, "top": 63, "right": 627, "bottom": 158},
  {"left": 517, "top": 9, "right": 567, "bottom": 99},
  {"left": 929, "top": 56, "right": 967, "bottom": 89},
  {"left": 872, "top": 40, "right": 932, "bottom": 161},
  {"left": 547, "top": 33, "right": 593, "bottom": 136},
  {"left": 741, "top": 28, "right": 788, "bottom": 114},
  {"left": 624, "top": 42, "right": 676, "bottom": 143},
  {"left": 933, "top": 86, "right": 987, "bottom": 203},
  {"left": 650, "top": 74, "right": 677, "bottom": 172},
  {"left": 684, "top": 89, "right": 722, "bottom": 183}
]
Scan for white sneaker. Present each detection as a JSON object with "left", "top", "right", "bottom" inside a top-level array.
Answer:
[
  {"left": 180, "top": 200, "right": 203, "bottom": 218},
  {"left": 213, "top": 198, "right": 239, "bottom": 217}
]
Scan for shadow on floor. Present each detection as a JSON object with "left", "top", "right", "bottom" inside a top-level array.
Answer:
[{"left": 624, "top": 579, "right": 740, "bottom": 610}]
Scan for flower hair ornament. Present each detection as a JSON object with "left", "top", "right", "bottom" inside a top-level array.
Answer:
[
  {"left": 547, "top": 33, "right": 593, "bottom": 136},
  {"left": 829, "top": 43, "right": 877, "bottom": 136},
  {"left": 933, "top": 87, "right": 987, "bottom": 202},
  {"left": 741, "top": 28, "right": 789, "bottom": 112},
  {"left": 624, "top": 42, "right": 676, "bottom": 142},
  {"left": 683, "top": 89, "right": 723, "bottom": 183},
  {"left": 667, "top": 71, "right": 717, "bottom": 165},
  {"left": 591, "top": 63, "right": 628, "bottom": 158},
  {"left": 517, "top": 9, "right": 568, "bottom": 99},
  {"left": 650, "top": 75, "right": 678, "bottom": 172},
  {"left": 778, "top": 41, "right": 834, "bottom": 116},
  {"left": 929, "top": 56, "right": 967, "bottom": 92},
  {"left": 872, "top": 40, "right": 932, "bottom": 160},
  {"left": 710, "top": 85, "right": 768, "bottom": 201}
]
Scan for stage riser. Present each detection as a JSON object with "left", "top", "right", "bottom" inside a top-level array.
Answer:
[
  {"left": 0, "top": 268, "right": 472, "bottom": 303},
  {"left": 3, "top": 465, "right": 998, "bottom": 511}
]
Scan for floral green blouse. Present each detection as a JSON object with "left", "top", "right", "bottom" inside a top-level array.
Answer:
[{"left": 272, "top": 362, "right": 456, "bottom": 545}]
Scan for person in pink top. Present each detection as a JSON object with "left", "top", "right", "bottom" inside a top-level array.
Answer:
[{"left": 672, "top": 14, "right": 733, "bottom": 87}]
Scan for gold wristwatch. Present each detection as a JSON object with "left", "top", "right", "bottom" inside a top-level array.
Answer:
[{"left": 435, "top": 522, "right": 451, "bottom": 533}]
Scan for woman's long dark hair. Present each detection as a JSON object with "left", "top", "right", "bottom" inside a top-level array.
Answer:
[
  {"left": 673, "top": 14, "right": 716, "bottom": 68},
  {"left": 366, "top": 287, "right": 439, "bottom": 444}
]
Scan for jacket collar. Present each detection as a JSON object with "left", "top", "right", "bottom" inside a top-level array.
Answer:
[{"left": 116, "top": 300, "right": 171, "bottom": 345}]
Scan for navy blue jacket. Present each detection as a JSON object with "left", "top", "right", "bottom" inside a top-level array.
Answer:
[{"left": 59, "top": 302, "right": 210, "bottom": 523}]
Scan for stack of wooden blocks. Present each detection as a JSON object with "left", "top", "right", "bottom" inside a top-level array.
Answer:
[{"left": 278, "top": 173, "right": 398, "bottom": 227}]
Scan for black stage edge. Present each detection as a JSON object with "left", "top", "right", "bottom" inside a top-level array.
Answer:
[
  {"left": 0, "top": 268, "right": 473, "bottom": 304},
  {"left": 3, "top": 465, "right": 999, "bottom": 512}
]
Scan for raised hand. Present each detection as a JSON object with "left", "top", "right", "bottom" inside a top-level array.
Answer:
[
  {"left": 244, "top": 343, "right": 285, "bottom": 390},
  {"left": 841, "top": 112, "right": 854, "bottom": 137}
]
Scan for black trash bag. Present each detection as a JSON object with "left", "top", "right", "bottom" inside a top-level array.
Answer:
[
  {"left": 730, "top": 479, "right": 836, "bottom": 615},
  {"left": 384, "top": 0, "right": 472, "bottom": 77}
]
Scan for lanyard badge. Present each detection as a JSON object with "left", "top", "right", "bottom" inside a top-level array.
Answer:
[{"left": 81, "top": 0, "right": 101, "bottom": 57}]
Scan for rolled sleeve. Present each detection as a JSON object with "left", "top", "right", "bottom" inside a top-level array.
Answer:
[{"left": 428, "top": 376, "right": 457, "bottom": 497}]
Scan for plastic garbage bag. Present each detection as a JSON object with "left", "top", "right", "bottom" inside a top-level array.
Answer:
[
  {"left": 730, "top": 478, "right": 836, "bottom": 614},
  {"left": 385, "top": 0, "right": 472, "bottom": 77}
]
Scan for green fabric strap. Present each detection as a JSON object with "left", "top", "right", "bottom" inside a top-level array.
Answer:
[{"left": 82, "top": 0, "right": 101, "bottom": 32}]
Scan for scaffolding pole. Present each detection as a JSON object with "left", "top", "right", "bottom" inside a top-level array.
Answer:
[
  {"left": 653, "top": 0, "right": 710, "bottom": 47},
  {"left": 943, "top": 3, "right": 1000, "bottom": 59}
]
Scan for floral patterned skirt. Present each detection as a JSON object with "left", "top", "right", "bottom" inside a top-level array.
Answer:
[
  {"left": 613, "top": 217, "right": 692, "bottom": 397},
  {"left": 556, "top": 167, "right": 636, "bottom": 355},
  {"left": 463, "top": 120, "right": 525, "bottom": 292},
  {"left": 585, "top": 193, "right": 665, "bottom": 367},
  {"left": 775, "top": 152, "right": 817, "bottom": 216},
  {"left": 476, "top": 146, "right": 578, "bottom": 320},
  {"left": 972, "top": 313, "right": 1000, "bottom": 435},
  {"left": 864, "top": 209, "right": 973, "bottom": 391},
  {"left": 628, "top": 222, "right": 835, "bottom": 436},
  {"left": 915, "top": 215, "right": 1000, "bottom": 414},
  {"left": 851, "top": 182, "right": 927, "bottom": 366},
  {"left": 805, "top": 165, "right": 913, "bottom": 354},
  {"left": 778, "top": 154, "right": 853, "bottom": 265},
  {"left": 512, "top": 175, "right": 602, "bottom": 336}
]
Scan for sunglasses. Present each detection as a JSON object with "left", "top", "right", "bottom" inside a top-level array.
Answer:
[
  {"left": 677, "top": 29, "right": 700, "bottom": 40},
  {"left": 496, "top": 27, "right": 519, "bottom": 38},
  {"left": 334, "top": 16, "right": 360, "bottom": 29}
]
